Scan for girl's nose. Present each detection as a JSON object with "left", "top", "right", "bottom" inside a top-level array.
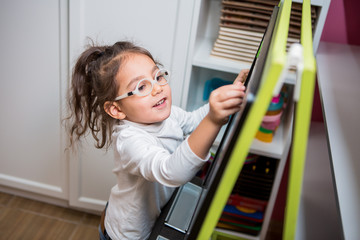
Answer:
[{"left": 151, "top": 83, "right": 163, "bottom": 96}]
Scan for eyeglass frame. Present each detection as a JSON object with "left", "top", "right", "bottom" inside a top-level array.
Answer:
[{"left": 114, "top": 68, "right": 170, "bottom": 101}]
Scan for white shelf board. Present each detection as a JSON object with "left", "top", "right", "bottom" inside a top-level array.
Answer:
[
  {"left": 250, "top": 125, "right": 286, "bottom": 159},
  {"left": 251, "top": 108, "right": 293, "bottom": 159},
  {"left": 193, "top": 37, "right": 296, "bottom": 85}
]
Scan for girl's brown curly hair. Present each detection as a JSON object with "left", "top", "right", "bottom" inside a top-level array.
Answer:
[{"left": 66, "top": 41, "right": 159, "bottom": 149}]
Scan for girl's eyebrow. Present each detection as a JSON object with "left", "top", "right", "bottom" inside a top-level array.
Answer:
[
  {"left": 127, "top": 76, "right": 144, "bottom": 89},
  {"left": 126, "top": 65, "right": 159, "bottom": 89}
]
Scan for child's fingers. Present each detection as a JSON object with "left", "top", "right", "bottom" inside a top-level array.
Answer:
[
  {"left": 234, "top": 69, "right": 250, "bottom": 84},
  {"left": 208, "top": 92, "right": 245, "bottom": 124},
  {"left": 217, "top": 82, "right": 245, "bottom": 94},
  {"left": 211, "top": 84, "right": 246, "bottom": 102},
  {"left": 213, "top": 104, "right": 242, "bottom": 123},
  {"left": 209, "top": 90, "right": 245, "bottom": 119},
  {"left": 208, "top": 83, "right": 246, "bottom": 124},
  {"left": 218, "top": 97, "right": 244, "bottom": 110}
]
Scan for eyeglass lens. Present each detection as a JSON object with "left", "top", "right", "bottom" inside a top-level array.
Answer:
[{"left": 136, "top": 69, "right": 169, "bottom": 96}]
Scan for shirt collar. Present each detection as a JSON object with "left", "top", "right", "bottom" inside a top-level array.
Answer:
[{"left": 120, "top": 119, "right": 166, "bottom": 133}]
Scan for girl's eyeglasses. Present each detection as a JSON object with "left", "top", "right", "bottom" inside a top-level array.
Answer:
[{"left": 114, "top": 69, "right": 170, "bottom": 101}]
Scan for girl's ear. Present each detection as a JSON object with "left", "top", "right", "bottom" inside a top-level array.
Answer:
[{"left": 104, "top": 101, "right": 126, "bottom": 120}]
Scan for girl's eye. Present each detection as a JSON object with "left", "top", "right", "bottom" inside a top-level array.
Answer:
[
  {"left": 157, "top": 74, "right": 165, "bottom": 82},
  {"left": 138, "top": 84, "right": 146, "bottom": 92},
  {"left": 156, "top": 71, "right": 168, "bottom": 83}
]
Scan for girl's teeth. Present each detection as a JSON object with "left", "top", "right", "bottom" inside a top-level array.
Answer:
[{"left": 155, "top": 99, "right": 164, "bottom": 106}]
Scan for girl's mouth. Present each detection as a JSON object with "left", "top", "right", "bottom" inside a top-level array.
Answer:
[{"left": 153, "top": 98, "right": 166, "bottom": 107}]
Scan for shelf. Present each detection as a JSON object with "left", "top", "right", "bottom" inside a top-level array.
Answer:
[
  {"left": 214, "top": 109, "right": 293, "bottom": 159},
  {"left": 193, "top": 37, "right": 297, "bottom": 85},
  {"left": 250, "top": 96, "right": 294, "bottom": 159},
  {"left": 250, "top": 122, "right": 291, "bottom": 159},
  {"left": 193, "top": 37, "right": 251, "bottom": 74}
]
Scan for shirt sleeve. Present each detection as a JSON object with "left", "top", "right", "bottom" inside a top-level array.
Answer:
[
  {"left": 171, "top": 104, "right": 209, "bottom": 135},
  {"left": 114, "top": 129, "right": 207, "bottom": 187}
]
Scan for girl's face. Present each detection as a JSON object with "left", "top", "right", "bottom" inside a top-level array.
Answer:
[{"left": 115, "top": 54, "right": 172, "bottom": 124}]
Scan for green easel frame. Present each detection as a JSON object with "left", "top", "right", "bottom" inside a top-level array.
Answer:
[{"left": 283, "top": 0, "right": 316, "bottom": 239}]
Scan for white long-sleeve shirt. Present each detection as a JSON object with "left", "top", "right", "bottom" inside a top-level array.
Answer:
[{"left": 105, "top": 104, "right": 209, "bottom": 239}]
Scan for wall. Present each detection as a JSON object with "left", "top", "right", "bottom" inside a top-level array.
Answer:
[
  {"left": 312, "top": 0, "right": 360, "bottom": 122},
  {"left": 321, "top": 0, "right": 360, "bottom": 45}
]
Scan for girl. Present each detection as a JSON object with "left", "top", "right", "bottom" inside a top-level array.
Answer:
[{"left": 67, "top": 41, "right": 247, "bottom": 239}]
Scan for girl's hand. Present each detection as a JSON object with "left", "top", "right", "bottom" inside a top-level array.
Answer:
[
  {"left": 207, "top": 81, "right": 246, "bottom": 126},
  {"left": 233, "top": 69, "right": 250, "bottom": 85},
  {"left": 187, "top": 75, "right": 246, "bottom": 160}
]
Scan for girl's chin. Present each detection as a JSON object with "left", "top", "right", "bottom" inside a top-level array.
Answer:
[{"left": 153, "top": 109, "right": 171, "bottom": 122}]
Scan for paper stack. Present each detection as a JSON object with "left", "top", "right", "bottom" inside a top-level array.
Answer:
[{"left": 211, "top": 0, "right": 317, "bottom": 63}]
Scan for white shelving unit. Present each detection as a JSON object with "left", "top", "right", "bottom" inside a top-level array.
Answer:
[
  {"left": 182, "top": 0, "right": 330, "bottom": 239},
  {"left": 213, "top": 99, "right": 294, "bottom": 240}
]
